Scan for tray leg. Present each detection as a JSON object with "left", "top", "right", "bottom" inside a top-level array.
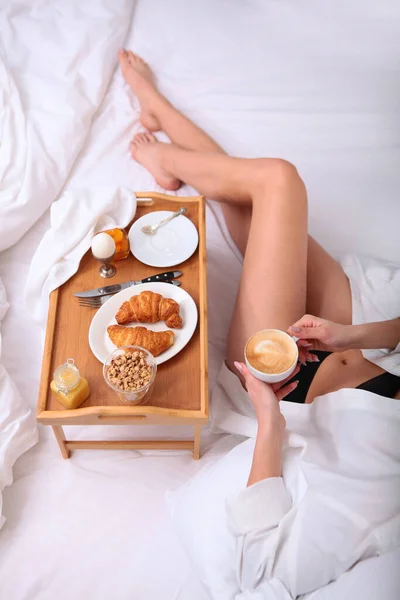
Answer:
[
  {"left": 52, "top": 426, "right": 71, "bottom": 459},
  {"left": 193, "top": 425, "right": 201, "bottom": 460}
]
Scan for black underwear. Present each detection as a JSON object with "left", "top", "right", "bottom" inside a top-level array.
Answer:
[{"left": 286, "top": 351, "right": 400, "bottom": 403}]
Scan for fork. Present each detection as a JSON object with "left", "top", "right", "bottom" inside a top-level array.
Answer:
[
  {"left": 77, "top": 279, "right": 182, "bottom": 308},
  {"left": 78, "top": 295, "right": 112, "bottom": 308}
]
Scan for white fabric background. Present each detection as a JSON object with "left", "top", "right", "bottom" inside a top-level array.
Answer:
[{"left": 0, "top": 0, "right": 399, "bottom": 598}]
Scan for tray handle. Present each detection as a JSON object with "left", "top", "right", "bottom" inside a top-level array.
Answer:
[
  {"left": 135, "top": 191, "right": 204, "bottom": 205},
  {"left": 97, "top": 414, "right": 147, "bottom": 421}
]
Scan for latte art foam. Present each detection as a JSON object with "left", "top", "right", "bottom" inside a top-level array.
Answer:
[{"left": 246, "top": 331, "right": 297, "bottom": 374}]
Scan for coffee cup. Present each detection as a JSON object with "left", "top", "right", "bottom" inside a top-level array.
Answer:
[{"left": 244, "top": 329, "right": 298, "bottom": 383}]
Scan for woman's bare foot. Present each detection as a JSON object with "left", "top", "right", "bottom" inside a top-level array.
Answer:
[
  {"left": 118, "top": 49, "right": 163, "bottom": 132},
  {"left": 130, "top": 133, "right": 180, "bottom": 191}
]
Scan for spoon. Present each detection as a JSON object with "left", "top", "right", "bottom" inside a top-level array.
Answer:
[{"left": 141, "top": 207, "right": 187, "bottom": 235}]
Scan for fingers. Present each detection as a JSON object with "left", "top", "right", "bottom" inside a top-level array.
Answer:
[
  {"left": 288, "top": 314, "right": 325, "bottom": 339},
  {"left": 299, "top": 349, "right": 320, "bottom": 365},
  {"left": 234, "top": 361, "right": 251, "bottom": 380},
  {"left": 297, "top": 339, "right": 313, "bottom": 349},
  {"left": 297, "top": 339, "right": 312, "bottom": 365},
  {"left": 289, "top": 326, "right": 322, "bottom": 340},
  {"left": 289, "top": 325, "right": 313, "bottom": 338},
  {"left": 272, "top": 365, "right": 300, "bottom": 391},
  {"left": 297, "top": 348, "right": 308, "bottom": 366},
  {"left": 290, "top": 314, "right": 321, "bottom": 329},
  {"left": 307, "top": 353, "right": 319, "bottom": 363},
  {"left": 275, "top": 380, "right": 299, "bottom": 401},
  {"left": 234, "top": 362, "right": 278, "bottom": 407},
  {"left": 297, "top": 340, "right": 320, "bottom": 365},
  {"left": 236, "top": 361, "right": 304, "bottom": 404},
  {"left": 234, "top": 362, "right": 261, "bottom": 389}
]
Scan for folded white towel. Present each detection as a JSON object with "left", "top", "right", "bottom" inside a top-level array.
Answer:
[{"left": 25, "top": 187, "right": 136, "bottom": 324}]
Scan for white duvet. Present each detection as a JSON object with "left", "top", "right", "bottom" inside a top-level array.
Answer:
[
  {"left": 0, "top": 0, "right": 133, "bottom": 530},
  {"left": 0, "top": 0, "right": 134, "bottom": 250},
  {"left": 1, "top": 0, "right": 400, "bottom": 599}
]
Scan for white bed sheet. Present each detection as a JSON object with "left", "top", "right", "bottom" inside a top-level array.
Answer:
[{"left": 1, "top": 0, "right": 400, "bottom": 599}]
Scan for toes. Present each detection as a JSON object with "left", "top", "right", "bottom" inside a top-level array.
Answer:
[
  {"left": 131, "top": 131, "right": 157, "bottom": 145},
  {"left": 133, "top": 133, "right": 146, "bottom": 144},
  {"left": 132, "top": 52, "right": 143, "bottom": 64},
  {"left": 123, "top": 50, "right": 139, "bottom": 68},
  {"left": 128, "top": 51, "right": 143, "bottom": 65},
  {"left": 120, "top": 49, "right": 148, "bottom": 71},
  {"left": 118, "top": 48, "right": 128, "bottom": 64},
  {"left": 144, "top": 132, "right": 156, "bottom": 143},
  {"left": 129, "top": 51, "right": 148, "bottom": 70},
  {"left": 118, "top": 49, "right": 132, "bottom": 75}
]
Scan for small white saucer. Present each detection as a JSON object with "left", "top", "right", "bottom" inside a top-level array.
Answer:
[{"left": 129, "top": 211, "right": 199, "bottom": 268}]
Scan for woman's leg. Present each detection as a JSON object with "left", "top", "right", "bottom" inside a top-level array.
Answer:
[
  {"left": 118, "top": 49, "right": 253, "bottom": 252},
  {"left": 118, "top": 50, "right": 223, "bottom": 153},
  {"left": 119, "top": 50, "right": 352, "bottom": 366},
  {"left": 129, "top": 138, "right": 308, "bottom": 368}
]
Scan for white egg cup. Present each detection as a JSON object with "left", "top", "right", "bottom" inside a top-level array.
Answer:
[
  {"left": 93, "top": 249, "right": 116, "bottom": 278},
  {"left": 91, "top": 233, "right": 117, "bottom": 278}
]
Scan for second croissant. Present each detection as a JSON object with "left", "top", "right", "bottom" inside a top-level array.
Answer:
[
  {"left": 116, "top": 290, "right": 183, "bottom": 329},
  {"left": 107, "top": 325, "right": 174, "bottom": 357}
]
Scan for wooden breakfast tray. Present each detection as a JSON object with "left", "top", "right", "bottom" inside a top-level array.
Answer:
[{"left": 37, "top": 192, "right": 208, "bottom": 459}]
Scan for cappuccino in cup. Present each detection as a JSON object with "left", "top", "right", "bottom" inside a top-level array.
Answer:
[{"left": 245, "top": 329, "right": 298, "bottom": 383}]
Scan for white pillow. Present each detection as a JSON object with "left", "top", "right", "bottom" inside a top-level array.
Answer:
[{"left": 167, "top": 437, "right": 253, "bottom": 600}]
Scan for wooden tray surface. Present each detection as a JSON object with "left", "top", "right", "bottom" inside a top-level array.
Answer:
[{"left": 37, "top": 192, "right": 208, "bottom": 420}]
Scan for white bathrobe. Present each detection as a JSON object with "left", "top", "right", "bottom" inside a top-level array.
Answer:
[{"left": 212, "top": 253, "right": 400, "bottom": 598}]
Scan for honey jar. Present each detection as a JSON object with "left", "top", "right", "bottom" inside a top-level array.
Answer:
[
  {"left": 50, "top": 358, "right": 90, "bottom": 409},
  {"left": 101, "top": 228, "right": 130, "bottom": 261}
]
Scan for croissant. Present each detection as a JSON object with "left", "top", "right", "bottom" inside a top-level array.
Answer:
[
  {"left": 116, "top": 290, "right": 182, "bottom": 328},
  {"left": 107, "top": 325, "right": 174, "bottom": 357}
]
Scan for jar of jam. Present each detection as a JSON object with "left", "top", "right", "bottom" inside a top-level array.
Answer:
[
  {"left": 50, "top": 358, "right": 90, "bottom": 409},
  {"left": 101, "top": 228, "right": 130, "bottom": 261}
]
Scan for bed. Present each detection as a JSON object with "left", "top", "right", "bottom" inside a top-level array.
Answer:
[{"left": 0, "top": 1, "right": 399, "bottom": 598}]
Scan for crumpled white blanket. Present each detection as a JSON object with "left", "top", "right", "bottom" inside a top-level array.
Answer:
[
  {"left": 0, "top": 279, "right": 38, "bottom": 529},
  {"left": 0, "top": 0, "right": 135, "bottom": 531},
  {"left": 0, "top": 0, "right": 133, "bottom": 251}
]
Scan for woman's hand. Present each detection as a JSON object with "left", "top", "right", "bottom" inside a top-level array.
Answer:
[
  {"left": 288, "top": 315, "right": 352, "bottom": 353},
  {"left": 296, "top": 339, "right": 320, "bottom": 366},
  {"left": 235, "top": 362, "right": 295, "bottom": 484},
  {"left": 234, "top": 362, "right": 300, "bottom": 432}
]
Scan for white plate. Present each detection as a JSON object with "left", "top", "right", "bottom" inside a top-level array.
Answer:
[
  {"left": 88, "top": 282, "right": 198, "bottom": 365},
  {"left": 128, "top": 211, "right": 199, "bottom": 268}
]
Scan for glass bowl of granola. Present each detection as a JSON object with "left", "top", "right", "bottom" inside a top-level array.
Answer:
[{"left": 103, "top": 346, "right": 157, "bottom": 405}]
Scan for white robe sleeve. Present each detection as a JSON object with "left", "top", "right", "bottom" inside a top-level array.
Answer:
[{"left": 226, "top": 477, "right": 293, "bottom": 599}]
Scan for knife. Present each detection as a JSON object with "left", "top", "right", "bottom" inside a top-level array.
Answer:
[{"left": 74, "top": 271, "right": 182, "bottom": 298}]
